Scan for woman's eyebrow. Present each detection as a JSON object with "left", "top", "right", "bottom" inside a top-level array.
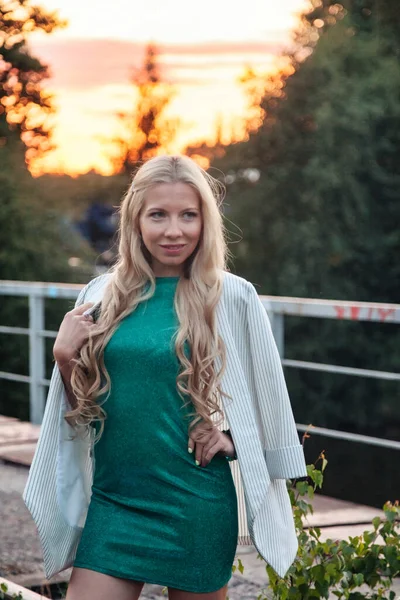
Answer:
[{"left": 146, "top": 207, "right": 199, "bottom": 212}]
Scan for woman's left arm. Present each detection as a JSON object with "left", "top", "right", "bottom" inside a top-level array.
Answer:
[{"left": 246, "top": 282, "right": 307, "bottom": 480}]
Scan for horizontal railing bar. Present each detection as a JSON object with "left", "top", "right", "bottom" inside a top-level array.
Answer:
[
  {"left": 0, "top": 280, "right": 82, "bottom": 299},
  {"left": 261, "top": 297, "right": 400, "bottom": 324},
  {"left": 0, "top": 371, "right": 30, "bottom": 384},
  {"left": 297, "top": 423, "right": 400, "bottom": 450},
  {"left": 1, "top": 280, "right": 399, "bottom": 449},
  {"left": 40, "top": 329, "right": 58, "bottom": 339},
  {"left": 1, "top": 280, "right": 400, "bottom": 323},
  {"left": 0, "top": 326, "right": 30, "bottom": 335},
  {"left": 0, "top": 327, "right": 59, "bottom": 339},
  {"left": 0, "top": 372, "right": 51, "bottom": 386},
  {"left": 283, "top": 359, "right": 400, "bottom": 381}
]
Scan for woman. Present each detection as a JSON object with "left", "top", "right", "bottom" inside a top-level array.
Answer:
[{"left": 23, "top": 154, "right": 307, "bottom": 600}]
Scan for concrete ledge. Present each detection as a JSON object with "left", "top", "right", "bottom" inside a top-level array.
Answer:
[{"left": 0, "top": 577, "right": 49, "bottom": 600}]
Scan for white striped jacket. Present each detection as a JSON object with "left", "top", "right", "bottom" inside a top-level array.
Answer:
[{"left": 23, "top": 270, "right": 307, "bottom": 580}]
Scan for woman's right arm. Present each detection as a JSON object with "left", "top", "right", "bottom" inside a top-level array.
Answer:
[
  {"left": 57, "top": 360, "right": 79, "bottom": 410},
  {"left": 53, "top": 301, "right": 95, "bottom": 410}
]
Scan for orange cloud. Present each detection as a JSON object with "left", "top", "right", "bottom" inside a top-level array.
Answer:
[{"left": 28, "top": 38, "right": 286, "bottom": 175}]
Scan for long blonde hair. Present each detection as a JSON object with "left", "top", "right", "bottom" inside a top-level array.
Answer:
[{"left": 66, "top": 155, "right": 232, "bottom": 440}]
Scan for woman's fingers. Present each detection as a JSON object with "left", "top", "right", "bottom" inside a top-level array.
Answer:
[
  {"left": 189, "top": 426, "right": 223, "bottom": 467},
  {"left": 195, "top": 442, "right": 202, "bottom": 466},
  {"left": 71, "top": 302, "right": 94, "bottom": 315},
  {"left": 201, "top": 440, "right": 222, "bottom": 467},
  {"left": 200, "top": 430, "right": 224, "bottom": 466},
  {"left": 188, "top": 437, "right": 195, "bottom": 454},
  {"left": 54, "top": 302, "right": 96, "bottom": 362}
]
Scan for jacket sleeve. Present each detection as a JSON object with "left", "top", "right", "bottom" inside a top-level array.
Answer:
[
  {"left": 56, "top": 279, "right": 98, "bottom": 529},
  {"left": 246, "top": 282, "right": 307, "bottom": 480}
]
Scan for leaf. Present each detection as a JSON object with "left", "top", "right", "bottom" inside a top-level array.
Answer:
[
  {"left": 313, "top": 471, "right": 324, "bottom": 488},
  {"left": 363, "top": 530, "right": 376, "bottom": 545},
  {"left": 296, "top": 481, "right": 309, "bottom": 495},
  {"left": 352, "top": 573, "right": 364, "bottom": 586},
  {"left": 372, "top": 517, "right": 381, "bottom": 530},
  {"left": 238, "top": 557, "right": 244, "bottom": 574}
]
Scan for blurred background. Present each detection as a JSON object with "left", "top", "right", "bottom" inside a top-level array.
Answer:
[{"left": 0, "top": 0, "right": 399, "bottom": 508}]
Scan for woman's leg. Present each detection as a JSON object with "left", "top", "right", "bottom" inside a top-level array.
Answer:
[
  {"left": 66, "top": 567, "right": 145, "bottom": 600},
  {"left": 168, "top": 584, "right": 228, "bottom": 600}
]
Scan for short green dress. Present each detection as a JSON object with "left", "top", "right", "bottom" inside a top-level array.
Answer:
[{"left": 73, "top": 276, "right": 238, "bottom": 593}]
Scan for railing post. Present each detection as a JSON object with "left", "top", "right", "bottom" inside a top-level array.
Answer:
[
  {"left": 29, "top": 293, "right": 45, "bottom": 424},
  {"left": 269, "top": 311, "right": 285, "bottom": 358}
]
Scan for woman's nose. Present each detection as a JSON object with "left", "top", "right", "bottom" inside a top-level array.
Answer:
[{"left": 165, "top": 220, "right": 182, "bottom": 236}]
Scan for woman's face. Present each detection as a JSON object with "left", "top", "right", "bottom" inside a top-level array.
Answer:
[{"left": 139, "top": 182, "right": 202, "bottom": 277}]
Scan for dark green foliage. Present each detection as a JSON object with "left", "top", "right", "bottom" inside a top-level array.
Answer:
[
  {"left": 0, "top": 1, "right": 101, "bottom": 418},
  {"left": 0, "top": 135, "right": 90, "bottom": 418},
  {"left": 212, "top": 0, "right": 400, "bottom": 463}
]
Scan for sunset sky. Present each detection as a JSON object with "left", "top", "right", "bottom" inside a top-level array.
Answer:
[{"left": 29, "top": 0, "right": 309, "bottom": 176}]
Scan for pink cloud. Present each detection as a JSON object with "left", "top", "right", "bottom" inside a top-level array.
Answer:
[{"left": 29, "top": 38, "right": 283, "bottom": 90}]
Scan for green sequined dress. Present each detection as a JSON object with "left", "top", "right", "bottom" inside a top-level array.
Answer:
[{"left": 73, "top": 276, "right": 238, "bottom": 593}]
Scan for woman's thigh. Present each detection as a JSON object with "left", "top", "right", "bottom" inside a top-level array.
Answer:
[
  {"left": 168, "top": 584, "right": 228, "bottom": 600},
  {"left": 66, "top": 567, "right": 145, "bottom": 600}
]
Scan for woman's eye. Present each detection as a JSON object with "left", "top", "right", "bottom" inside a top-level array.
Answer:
[{"left": 149, "top": 211, "right": 198, "bottom": 220}]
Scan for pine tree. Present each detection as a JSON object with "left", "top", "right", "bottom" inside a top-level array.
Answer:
[{"left": 109, "top": 43, "right": 178, "bottom": 174}]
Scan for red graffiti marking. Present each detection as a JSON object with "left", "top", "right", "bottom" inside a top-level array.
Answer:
[
  {"left": 334, "top": 306, "right": 346, "bottom": 319},
  {"left": 377, "top": 308, "right": 395, "bottom": 322},
  {"left": 350, "top": 306, "right": 361, "bottom": 320},
  {"left": 333, "top": 306, "right": 396, "bottom": 322}
]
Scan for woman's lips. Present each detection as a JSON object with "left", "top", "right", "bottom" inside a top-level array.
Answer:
[{"left": 160, "top": 244, "right": 186, "bottom": 254}]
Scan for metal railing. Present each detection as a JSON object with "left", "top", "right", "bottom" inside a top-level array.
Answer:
[{"left": 0, "top": 280, "right": 399, "bottom": 451}]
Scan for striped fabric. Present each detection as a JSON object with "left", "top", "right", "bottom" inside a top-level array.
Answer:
[{"left": 23, "top": 270, "right": 307, "bottom": 580}]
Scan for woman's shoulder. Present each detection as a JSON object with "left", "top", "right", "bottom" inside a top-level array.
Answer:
[
  {"left": 220, "top": 270, "right": 255, "bottom": 299},
  {"left": 219, "top": 270, "right": 260, "bottom": 317}
]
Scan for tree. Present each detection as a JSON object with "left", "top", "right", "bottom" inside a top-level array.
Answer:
[
  {"left": 0, "top": 0, "right": 66, "bottom": 169},
  {"left": 0, "top": 131, "right": 94, "bottom": 419},
  {"left": 0, "top": 2, "right": 97, "bottom": 421},
  {"left": 214, "top": 0, "right": 400, "bottom": 303},
  {"left": 209, "top": 0, "right": 400, "bottom": 505},
  {"left": 294, "top": 0, "right": 400, "bottom": 56},
  {"left": 109, "top": 43, "right": 178, "bottom": 174}
]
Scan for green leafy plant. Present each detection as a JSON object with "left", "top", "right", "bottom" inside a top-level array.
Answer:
[{"left": 235, "top": 451, "right": 399, "bottom": 600}]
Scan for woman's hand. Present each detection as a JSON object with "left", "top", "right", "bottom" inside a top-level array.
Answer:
[
  {"left": 53, "top": 302, "right": 95, "bottom": 365},
  {"left": 188, "top": 421, "right": 236, "bottom": 467}
]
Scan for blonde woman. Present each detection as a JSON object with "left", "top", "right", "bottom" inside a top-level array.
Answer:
[{"left": 23, "top": 154, "right": 307, "bottom": 600}]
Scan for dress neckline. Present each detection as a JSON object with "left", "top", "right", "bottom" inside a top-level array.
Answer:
[{"left": 155, "top": 276, "right": 180, "bottom": 281}]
